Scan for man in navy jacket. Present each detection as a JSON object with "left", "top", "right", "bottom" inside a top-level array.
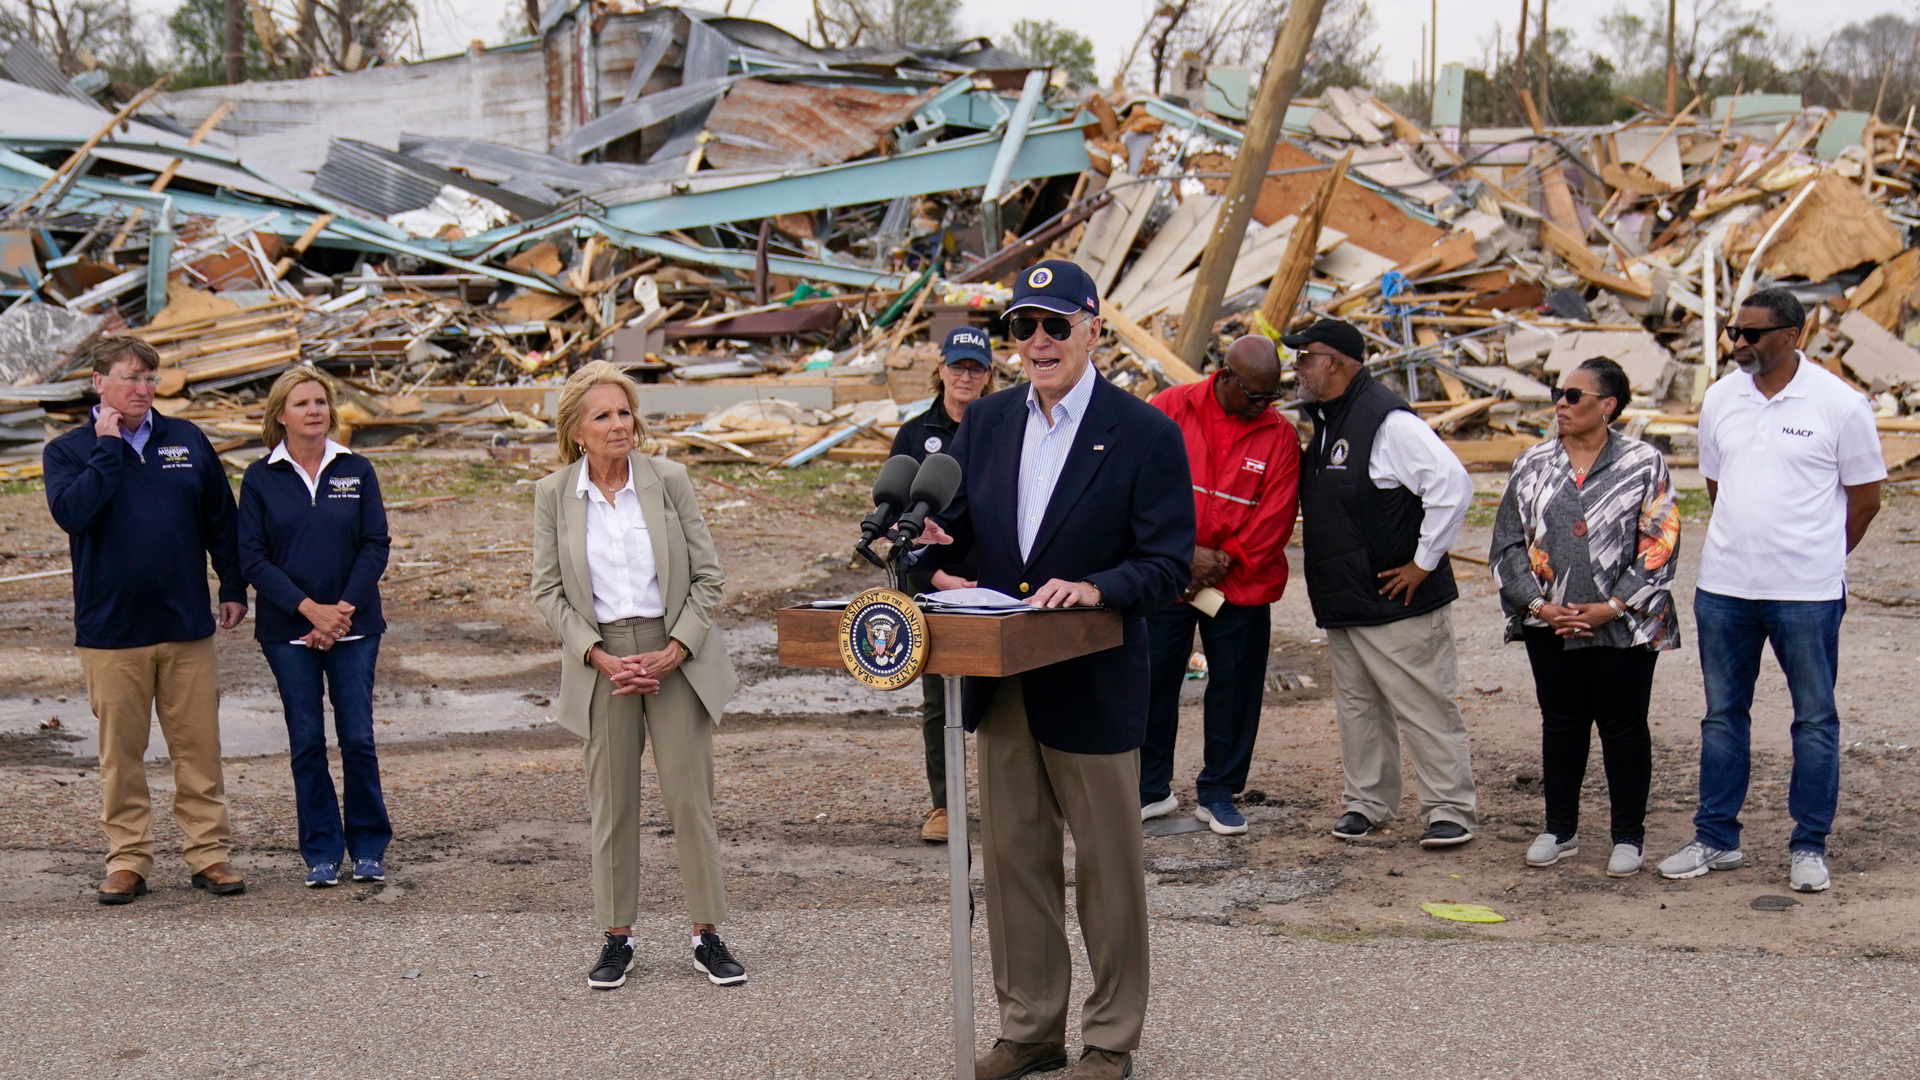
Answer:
[
  {"left": 918, "top": 260, "right": 1193, "bottom": 1080},
  {"left": 44, "top": 337, "right": 249, "bottom": 904}
]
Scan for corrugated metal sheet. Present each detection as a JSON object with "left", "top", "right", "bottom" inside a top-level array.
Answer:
[
  {"left": 704, "top": 80, "right": 929, "bottom": 171},
  {"left": 313, "top": 139, "right": 554, "bottom": 219},
  {"left": 0, "top": 41, "right": 99, "bottom": 107},
  {"left": 551, "top": 76, "right": 741, "bottom": 162}
]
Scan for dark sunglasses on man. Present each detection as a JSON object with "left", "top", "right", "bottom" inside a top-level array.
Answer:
[
  {"left": 1550, "top": 387, "right": 1611, "bottom": 406},
  {"left": 1723, "top": 323, "right": 1794, "bottom": 344},
  {"left": 1009, "top": 314, "right": 1087, "bottom": 342},
  {"left": 1226, "top": 369, "right": 1284, "bottom": 404}
]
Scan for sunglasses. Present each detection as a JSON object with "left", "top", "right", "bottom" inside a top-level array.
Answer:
[
  {"left": 1724, "top": 324, "right": 1795, "bottom": 344},
  {"left": 1550, "top": 387, "right": 1610, "bottom": 406},
  {"left": 1227, "top": 370, "right": 1284, "bottom": 404},
  {"left": 1009, "top": 314, "right": 1086, "bottom": 342}
]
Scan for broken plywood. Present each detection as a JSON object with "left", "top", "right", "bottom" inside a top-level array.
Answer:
[
  {"left": 1837, "top": 309, "right": 1920, "bottom": 391},
  {"left": 1544, "top": 330, "right": 1676, "bottom": 397},
  {"left": 1730, "top": 173, "right": 1904, "bottom": 283},
  {"left": 1109, "top": 194, "right": 1219, "bottom": 310},
  {"left": 1252, "top": 141, "right": 1445, "bottom": 263}
]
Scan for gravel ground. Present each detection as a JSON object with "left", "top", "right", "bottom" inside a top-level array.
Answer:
[{"left": 3, "top": 905, "right": 1918, "bottom": 1079}]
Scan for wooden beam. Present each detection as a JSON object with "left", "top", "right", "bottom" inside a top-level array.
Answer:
[
  {"left": 106, "top": 99, "right": 236, "bottom": 255},
  {"left": 6, "top": 73, "right": 177, "bottom": 220},
  {"left": 1258, "top": 149, "right": 1352, "bottom": 335},
  {"left": 1102, "top": 300, "right": 1204, "bottom": 384}
]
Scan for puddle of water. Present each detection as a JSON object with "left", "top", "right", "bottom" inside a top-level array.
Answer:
[{"left": 722, "top": 622, "right": 915, "bottom": 716}]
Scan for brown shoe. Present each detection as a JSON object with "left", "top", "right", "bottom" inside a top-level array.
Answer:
[
  {"left": 974, "top": 1038, "right": 1067, "bottom": 1080},
  {"left": 97, "top": 869, "right": 147, "bottom": 906},
  {"left": 1070, "top": 1047, "right": 1133, "bottom": 1080},
  {"left": 190, "top": 862, "right": 246, "bottom": 896},
  {"left": 922, "top": 806, "right": 950, "bottom": 843}
]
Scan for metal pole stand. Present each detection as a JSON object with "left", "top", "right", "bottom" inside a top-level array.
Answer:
[{"left": 943, "top": 674, "right": 974, "bottom": 1080}]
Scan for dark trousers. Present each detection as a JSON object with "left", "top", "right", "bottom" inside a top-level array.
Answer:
[
  {"left": 922, "top": 671, "right": 948, "bottom": 808},
  {"left": 1142, "top": 600, "right": 1271, "bottom": 805},
  {"left": 1521, "top": 627, "right": 1657, "bottom": 845},
  {"left": 261, "top": 637, "right": 392, "bottom": 868}
]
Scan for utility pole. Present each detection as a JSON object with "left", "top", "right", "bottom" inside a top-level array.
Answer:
[
  {"left": 1536, "top": 0, "right": 1550, "bottom": 123},
  {"left": 1665, "top": 0, "right": 1677, "bottom": 114},
  {"left": 1430, "top": 0, "right": 1439, "bottom": 109},
  {"left": 223, "top": 0, "right": 245, "bottom": 84},
  {"left": 1171, "top": 0, "right": 1329, "bottom": 367},
  {"left": 1514, "top": 0, "right": 1529, "bottom": 122}
]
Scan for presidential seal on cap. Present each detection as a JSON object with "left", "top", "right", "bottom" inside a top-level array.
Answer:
[
  {"left": 1009, "top": 259, "right": 1099, "bottom": 316},
  {"left": 838, "top": 588, "right": 929, "bottom": 690},
  {"left": 941, "top": 326, "right": 992, "bottom": 366}
]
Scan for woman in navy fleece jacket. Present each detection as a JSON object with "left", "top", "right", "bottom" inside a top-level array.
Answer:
[{"left": 238, "top": 366, "right": 392, "bottom": 888}]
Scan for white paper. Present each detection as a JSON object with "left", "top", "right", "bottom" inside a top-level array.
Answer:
[{"left": 917, "top": 588, "right": 1027, "bottom": 609}]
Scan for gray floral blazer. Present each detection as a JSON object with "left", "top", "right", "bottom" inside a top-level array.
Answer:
[{"left": 1490, "top": 431, "right": 1681, "bottom": 651}]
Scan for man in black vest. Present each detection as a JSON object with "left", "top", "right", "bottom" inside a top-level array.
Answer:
[{"left": 1286, "top": 320, "right": 1479, "bottom": 848}]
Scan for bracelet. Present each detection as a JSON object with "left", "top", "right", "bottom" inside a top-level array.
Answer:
[
  {"left": 1607, "top": 598, "right": 1627, "bottom": 618},
  {"left": 1527, "top": 597, "right": 1545, "bottom": 616}
]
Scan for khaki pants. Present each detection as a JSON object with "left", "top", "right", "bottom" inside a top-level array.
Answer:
[
  {"left": 978, "top": 677, "right": 1149, "bottom": 1053},
  {"left": 79, "top": 636, "right": 232, "bottom": 877},
  {"left": 585, "top": 617, "right": 727, "bottom": 929},
  {"left": 1327, "top": 603, "right": 1477, "bottom": 829}
]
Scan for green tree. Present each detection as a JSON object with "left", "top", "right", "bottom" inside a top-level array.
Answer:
[
  {"left": 1008, "top": 19, "right": 1095, "bottom": 88},
  {"left": 168, "top": 0, "right": 263, "bottom": 85}
]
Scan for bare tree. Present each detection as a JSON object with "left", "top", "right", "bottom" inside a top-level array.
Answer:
[
  {"left": 811, "top": 0, "right": 960, "bottom": 49},
  {"left": 1116, "top": 0, "right": 1378, "bottom": 96},
  {"left": 0, "top": 0, "right": 153, "bottom": 72}
]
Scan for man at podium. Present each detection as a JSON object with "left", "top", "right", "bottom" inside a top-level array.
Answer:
[{"left": 917, "top": 260, "right": 1193, "bottom": 1080}]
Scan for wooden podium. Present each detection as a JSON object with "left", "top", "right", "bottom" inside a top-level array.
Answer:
[{"left": 778, "top": 605, "right": 1123, "bottom": 1080}]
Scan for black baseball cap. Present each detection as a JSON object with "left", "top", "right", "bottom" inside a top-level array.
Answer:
[
  {"left": 941, "top": 326, "right": 992, "bottom": 366},
  {"left": 1280, "top": 319, "right": 1367, "bottom": 363},
  {"left": 1008, "top": 259, "right": 1099, "bottom": 317}
]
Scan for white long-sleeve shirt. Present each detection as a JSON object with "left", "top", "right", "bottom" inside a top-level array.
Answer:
[{"left": 1340, "top": 410, "right": 1473, "bottom": 571}]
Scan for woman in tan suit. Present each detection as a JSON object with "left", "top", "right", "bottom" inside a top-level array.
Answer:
[{"left": 531, "top": 361, "right": 742, "bottom": 990}]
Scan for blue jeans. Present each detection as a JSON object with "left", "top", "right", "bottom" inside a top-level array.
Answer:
[
  {"left": 1692, "top": 590, "right": 1844, "bottom": 854},
  {"left": 1142, "top": 600, "right": 1271, "bottom": 806},
  {"left": 262, "top": 637, "right": 392, "bottom": 868}
]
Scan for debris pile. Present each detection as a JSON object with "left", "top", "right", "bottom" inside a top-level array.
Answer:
[{"left": 0, "top": 4, "right": 1915, "bottom": 481}]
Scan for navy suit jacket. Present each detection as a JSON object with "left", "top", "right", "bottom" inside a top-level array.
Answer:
[{"left": 923, "top": 374, "right": 1194, "bottom": 754}]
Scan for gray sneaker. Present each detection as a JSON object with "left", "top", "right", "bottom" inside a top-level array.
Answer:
[
  {"left": 1525, "top": 832, "right": 1578, "bottom": 867},
  {"left": 1789, "top": 850, "right": 1831, "bottom": 893},
  {"left": 1657, "top": 840, "right": 1746, "bottom": 879},
  {"left": 1606, "top": 843, "right": 1644, "bottom": 877}
]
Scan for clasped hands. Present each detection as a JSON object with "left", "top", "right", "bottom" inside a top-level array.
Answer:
[
  {"left": 297, "top": 598, "right": 355, "bottom": 649},
  {"left": 590, "top": 642, "right": 687, "bottom": 695},
  {"left": 1535, "top": 600, "right": 1622, "bottom": 639}
]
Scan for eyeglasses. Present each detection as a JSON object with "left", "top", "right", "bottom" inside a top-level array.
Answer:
[
  {"left": 1009, "top": 314, "right": 1086, "bottom": 342},
  {"left": 1226, "top": 369, "right": 1284, "bottom": 404},
  {"left": 945, "top": 362, "right": 989, "bottom": 377},
  {"left": 1550, "top": 387, "right": 1607, "bottom": 406},
  {"left": 104, "top": 372, "right": 163, "bottom": 389},
  {"left": 1724, "top": 324, "right": 1795, "bottom": 344}
]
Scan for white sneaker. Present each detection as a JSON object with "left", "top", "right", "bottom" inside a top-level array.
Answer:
[
  {"left": 1140, "top": 795, "right": 1179, "bottom": 822},
  {"left": 1657, "top": 840, "right": 1746, "bottom": 880},
  {"left": 1525, "top": 833, "right": 1578, "bottom": 867},
  {"left": 1607, "top": 843, "right": 1644, "bottom": 877},
  {"left": 1790, "top": 850, "right": 1831, "bottom": 893}
]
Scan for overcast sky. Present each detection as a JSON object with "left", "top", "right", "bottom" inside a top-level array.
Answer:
[{"left": 141, "top": 0, "right": 1920, "bottom": 89}]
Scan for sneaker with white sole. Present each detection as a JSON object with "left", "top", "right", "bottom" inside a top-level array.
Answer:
[
  {"left": 1789, "top": 850, "right": 1831, "bottom": 893},
  {"left": 1607, "top": 842, "right": 1644, "bottom": 877},
  {"left": 1657, "top": 840, "right": 1746, "bottom": 880},
  {"left": 1195, "top": 801, "right": 1248, "bottom": 835},
  {"left": 1140, "top": 795, "right": 1179, "bottom": 822},
  {"left": 588, "top": 933, "right": 635, "bottom": 990},
  {"left": 1525, "top": 832, "right": 1578, "bottom": 867}
]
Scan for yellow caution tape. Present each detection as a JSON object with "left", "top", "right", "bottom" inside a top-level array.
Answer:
[{"left": 1420, "top": 902, "right": 1506, "bottom": 924}]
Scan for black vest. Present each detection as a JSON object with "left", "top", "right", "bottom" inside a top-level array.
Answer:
[{"left": 1298, "top": 369, "right": 1458, "bottom": 628}]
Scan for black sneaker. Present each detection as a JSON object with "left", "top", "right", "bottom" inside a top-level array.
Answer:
[
  {"left": 1420, "top": 821, "right": 1474, "bottom": 848},
  {"left": 694, "top": 931, "right": 747, "bottom": 986},
  {"left": 588, "top": 933, "right": 635, "bottom": 990},
  {"left": 1331, "top": 811, "right": 1375, "bottom": 839}
]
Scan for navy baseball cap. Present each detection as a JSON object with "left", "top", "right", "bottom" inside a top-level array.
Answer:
[
  {"left": 1008, "top": 259, "right": 1099, "bottom": 317},
  {"left": 1280, "top": 319, "right": 1367, "bottom": 362},
  {"left": 941, "top": 326, "right": 992, "bottom": 366}
]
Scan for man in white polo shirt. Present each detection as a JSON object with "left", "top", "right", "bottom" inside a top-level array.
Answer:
[{"left": 1658, "top": 288, "right": 1885, "bottom": 893}]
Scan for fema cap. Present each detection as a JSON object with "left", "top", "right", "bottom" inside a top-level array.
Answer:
[
  {"left": 1280, "top": 319, "right": 1367, "bottom": 363},
  {"left": 1008, "top": 259, "right": 1099, "bottom": 317},
  {"left": 941, "top": 326, "right": 992, "bottom": 366}
]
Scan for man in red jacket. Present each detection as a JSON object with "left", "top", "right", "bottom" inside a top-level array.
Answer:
[{"left": 1141, "top": 335, "right": 1301, "bottom": 834}]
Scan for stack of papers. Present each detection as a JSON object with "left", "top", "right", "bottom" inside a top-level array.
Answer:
[{"left": 916, "top": 588, "right": 1034, "bottom": 615}]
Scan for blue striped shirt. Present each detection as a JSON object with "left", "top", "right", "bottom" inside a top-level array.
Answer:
[{"left": 1017, "top": 362, "right": 1098, "bottom": 560}]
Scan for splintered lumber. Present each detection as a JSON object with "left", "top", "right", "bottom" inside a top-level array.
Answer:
[
  {"left": 272, "top": 215, "right": 335, "bottom": 281},
  {"left": 1253, "top": 141, "right": 1445, "bottom": 262},
  {"left": 1425, "top": 396, "right": 1498, "bottom": 434},
  {"left": 1110, "top": 195, "right": 1220, "bottom": 310},
  {"left": 1076, "top": 176, "right": 1157, "bottom": 293},
  {"left": 1101, "top": 300, "right": 1203, "bottom": 383},
  {"left": 106, "top": 99, "right": 236, "bottom": 253},
  {"left": 1259, "top": 149, "right": 1353, "bottom": 333},
  {"left": 1730, "top": 173, "right": 1903, "bottom": 285},
  {"left": 1847, "top": 247, "right": 1920, "bottom": 331}
]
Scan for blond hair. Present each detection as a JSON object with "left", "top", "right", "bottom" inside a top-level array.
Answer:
[
  {"left": 260, "top": 366, "right": 337, "bottom": 451},
  {"left": 556, "top": 360, "right": 649, "bottom": 464}
]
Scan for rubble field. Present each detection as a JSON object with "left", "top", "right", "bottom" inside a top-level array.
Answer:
[{"left": 2, "top": 454, "right": 1919, "bottom": 957}]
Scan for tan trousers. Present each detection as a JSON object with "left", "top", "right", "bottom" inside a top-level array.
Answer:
[
  {"left": 78, "top": 636, "right": 232, "bottom": 877},
  {"left": 585, "top": 617, "right": 727, "bottom": 929},
  {"left": 978, "top": 677, "right": 1149, "bottom": 1053},
  {"left": 1327, "top": 603, "right": 1478, "bottom": 829}
]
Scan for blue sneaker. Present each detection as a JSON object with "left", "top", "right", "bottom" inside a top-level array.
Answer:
[
  {"left": 351, "top": 858, "right": 386, "bottom": 882},
  {"left": 305, "top": 863, "right": 340, "bottom": 888},
  {"left": 1194, "top": 801, "right": 1248, "bottom": 835}
]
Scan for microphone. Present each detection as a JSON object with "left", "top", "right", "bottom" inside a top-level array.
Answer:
[
  {"left": 860, "top": 455, "right": 921, "bottom": 543},
  {"left": 889, "top": 452, "right": 961, "bottom": 545}
]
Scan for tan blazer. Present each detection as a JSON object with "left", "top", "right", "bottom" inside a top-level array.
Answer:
[{"left": 531, "top": 453, "right": 739, "bottom": 737}]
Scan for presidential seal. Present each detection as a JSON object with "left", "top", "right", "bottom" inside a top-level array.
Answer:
[{"left": 838, "top": 588, "right": 929, "bottom": 691}]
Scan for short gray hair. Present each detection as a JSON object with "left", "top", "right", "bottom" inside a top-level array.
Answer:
[{"left": 1739, "top": 287, "right": 1805, "bottom": 329}]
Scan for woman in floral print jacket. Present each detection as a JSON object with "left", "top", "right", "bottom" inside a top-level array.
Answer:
[{"left": 1491, "top": 357, "right": 1682, "bottom": 879}]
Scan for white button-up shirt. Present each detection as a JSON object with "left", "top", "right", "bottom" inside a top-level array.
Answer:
[
  {"left": 1017, "top": 360, "right": 1099, "bottom": 560},
  {"left": 576, "top": 462, "right": 665, "bottom": 623},
  {"left": 1697, "top": 354, "right": 1886, "bottom": 601}
]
